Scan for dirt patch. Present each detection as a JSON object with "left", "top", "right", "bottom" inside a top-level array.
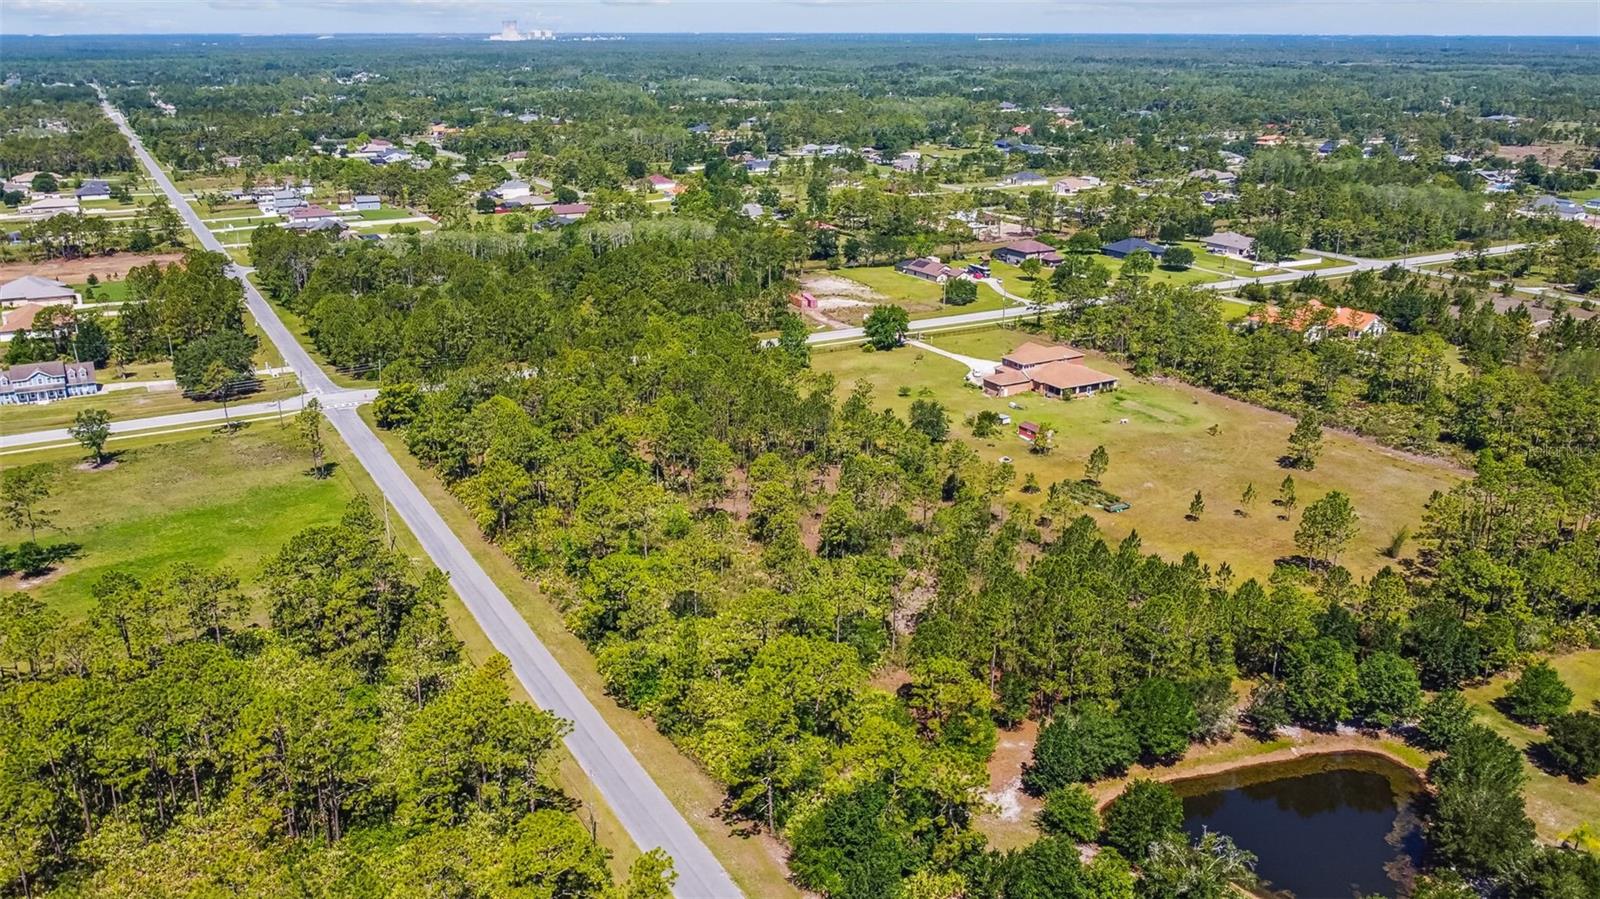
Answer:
[
  {"left": 985, "top": 719, "right": 1043, "bottom": 824},
  {"left": 0, "top": 252, "right": 186, "bottom": 285},
  {"left": 72, "top": 460, "right": 120, "bottom": 472},
  {"left": 801, "top": 273, "right": 886, "bottom": 303}
]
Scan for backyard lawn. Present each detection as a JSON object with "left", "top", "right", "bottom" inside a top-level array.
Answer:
[
  {"left": 1464, "top": 650, "right": 1600, "bottom": 842},
  {"left": 812, "top": 326, "right": 1464, "bottom": 580}
]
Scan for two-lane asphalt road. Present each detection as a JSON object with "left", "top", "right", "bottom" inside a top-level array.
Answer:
[{"left": 100, "top": 94, "right": 742, "bottom": 898}]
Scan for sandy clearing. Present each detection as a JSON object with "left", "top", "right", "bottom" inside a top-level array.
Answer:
[{"left": 0, "top": 251, "right": 186, "bottom": 284}]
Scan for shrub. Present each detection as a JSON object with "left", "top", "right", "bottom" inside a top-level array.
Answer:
[
  {"left": 1119, "top": 677, "right": 1197, "bottom": 761},
  {"left": 1504, "top": 659, "right": 1572, "bottom": 726},
  {"left": 1357, "top": 651, "right": 1422, "bottom": 727},
  {"left": 1102, "top": 779, "right": 1183, "bottom": 862},
  {"left": 1416, "top": 690, "right": 1475, "bottom": 751},
  {"left": 1037, "top": 785, "right": 1100, "bottom": 842},
  {"left": 1546, "top": 712, "right": 1600, "bottom": 780},
  {"left": 1023, "top": 704, "right": 1138, "bottom": 793}
]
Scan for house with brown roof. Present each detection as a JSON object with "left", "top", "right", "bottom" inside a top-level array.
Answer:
[
  {"left": 981, "top": 341, "right": 1118, "bottom": 399},
  {"left": 895, "top": 256, "right": 957, "bottom": 283},
  {"left": 0, "top": 360, "right": 99, "bottom": 404},
  {"left": 994, "top": 239, "right": 1064, "bottom": 267},
  {"left": 1252, "top": 299, "right": 1387, "bottom": 341}
]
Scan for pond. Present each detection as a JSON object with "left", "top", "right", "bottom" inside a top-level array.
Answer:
[{"left": 1170, "top": 751, "right": 1426, "bottom": 898}]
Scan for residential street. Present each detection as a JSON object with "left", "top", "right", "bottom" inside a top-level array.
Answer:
[{"left": 98, "top": 94, "right": 744, "bottom": 899}]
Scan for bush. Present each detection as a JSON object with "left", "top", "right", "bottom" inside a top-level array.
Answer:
[
  {"left": 1504, "top": 659, "right": 1572, "bottom": 726},
  {"left": 943, "top": 278, "right": 978, "bottom": 305},
  {"left": 1037, "top": 785, "right": 1100, "bottom": 842},
  {"left": 1101, "top": 779, "right": 1183, "bottom": 862},
  {"left": 1357, "top": 651, "right": 1422, "bottom": 727},
  {"left": 1545, "top": 712, "right": 1600, "bottom": 780},
  {"left": 1284, "top": 637, "right": 1361, "bottom": 728},
  {"left": 1119, "top": 677, "right": 1197, "bottom": 762},
  {"left": 1417, "top": 690, "right": 1476, "bottom": 751},
  {"left": 1023, "top": 704, "right": 1139, "bottom": 793}
]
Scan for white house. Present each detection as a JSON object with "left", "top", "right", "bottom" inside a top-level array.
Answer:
[
  {"left": 645, "top": 174, "right": 678, "bottom": 193},
  {"left": 1052, "top": 175, "right": 1102, "bottom": 195},
  {"left": 492, "top": 179, "right": 532, "bottom": 201},
  {"left": 353, "top": 194, "right": 381, "bottom": 211},
  {"left": 18, "top": 195, "right": 79, "bottom": 218}
]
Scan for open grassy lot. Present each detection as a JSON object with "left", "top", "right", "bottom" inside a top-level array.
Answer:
[
  {"left": 0, "top": 423, "right": 363, "bottom": 618},
  {"left": 812, "top": 326, "right": 1463, "bottom": 580},
  {"left": 803, "top": 265, "right": 1015, "bottom": 326},
  {"left": 1463, "top": 650, "right": 1600, "bottom": 842},
  {"left": 360, "top": 407, "right": 802, "bottom": 898},
  {"left": 2, "top": 375, "right": 302, "bottom": 432}
]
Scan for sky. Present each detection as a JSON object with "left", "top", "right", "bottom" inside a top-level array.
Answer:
[{"left": 1, "top": 0, "right": 1597, "bottom": 37}]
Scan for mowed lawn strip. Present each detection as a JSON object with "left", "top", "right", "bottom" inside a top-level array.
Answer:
[
  {"left": 1463, "top": 650, "right": 1600, "bottom": 841},
  {"left": 811, "top": 325, "right": 1463, "bottom": 580},
  {"left": 1, "top": 376, "right": 302, "bottom": 433},
  {"left": 357, "top": 407, "right": 803, "bottom": 898}
]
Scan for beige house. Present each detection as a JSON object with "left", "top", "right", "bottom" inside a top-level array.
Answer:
[{"left": 980, "top": 341, "right": 1119, "bottom": 399}]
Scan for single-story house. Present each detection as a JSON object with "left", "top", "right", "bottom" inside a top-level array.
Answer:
[
  {"left": 75, "top": 179, "right": 111, "bottom": 200},
  {"left": 1252, "top": 299, "right": 1388, "bottom": 341},
  {"left": 892, "top": 151, "right": 922, "bottom": 172},
  {"left": 1053, "top": 175, "right": 1102, "bottom": 195},
  {"left": 1002, "top": 341, "right": 1083, "bottom": 371},
  {"left": 353, "top": 194, "right": 381, "bottom": 211},
  {"left": 745, "top": 158, "right": 773, "bottom": 174},
  {"left": 287, "top": 205, "right": 340, "bottom": 227},
  {"left": 0, "top": 360, "right": 99, "bottom": 405},
  {"left": 1, "top": 302, "right": 50, "bottom": 338},
  {"left": 1028, "top": 360, "right": 1120, "bottom": 399},
  {"left": 741, "top": 202, "right": 764, "bottom": 219},
  {"left": 1187, "top": 168, "right": 1237, "bottom": 185},
  {"left": 19, "top": 195, "right": 79, "bottom": 218},
  {"left": 688, "top": 123, "right": 711, "bottom": 134},
  {"left": 0, "top": 275, "right": 79, "bottom": 308},
  {"left": 1101, "top": 237, "right": 1166, "bottom": 259},
  {"left": 994, "top": 239, "right": 1063, "bottom": 267},
  {"left": 646, "top": 174, "right": 678, "bottom": 192},
  {"left": 492, "top": 179, "right": 532, "bottom": 201},
  {"left": 1202, "top": 231, "right": 1256, "bottom": 258},
  {"left": 497, "top": 194, "right": 552, "bottom": 210},
  {"left": 550, "top": 203, "right": 590, "bottom": 218},
  {"left": 219, "top": 155, "right": 244, "bottom": 168},
  {"left": 1000, "top": 171, "right": 1048, "bottom": 187},
  {"left": 896, "top": 256, "right": 957, "bottom": 283},
  {"left": 1528, "top": 196, "right": 1587, "bottom": 221},
  {"left": 981, "top": 366, "right": 1035, "bottom": 397}
]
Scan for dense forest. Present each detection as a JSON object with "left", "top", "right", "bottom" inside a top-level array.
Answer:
[{"left": 238, "top": 222, "right": 1600, "bottom": 897}]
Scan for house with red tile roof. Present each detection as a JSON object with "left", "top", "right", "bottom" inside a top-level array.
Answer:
[{"left": 1252, "top": 299, "right": 1388, "bottom": 340}]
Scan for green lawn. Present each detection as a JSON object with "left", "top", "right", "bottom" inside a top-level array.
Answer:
[
  {"left": 353, "top": 207, "right": 419, "bottom": 222},
  {"left": 2, "top": 377, "right": 301, "bottom": 433},
  {"left": 1463, "top": 651, "right": 1600, "bottom": 842},
  {"left": 73, "top": 279, "right": 131, "bottom": 302},
  {"left": 0, "top": 424, "right": 365, "bottom": 618},
  {"left": 813, "top": 326, "right": 1463, "bottom": 580}
]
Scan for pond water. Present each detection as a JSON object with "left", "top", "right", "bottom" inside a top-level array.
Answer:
[{"left": 1171, "top": 752, "right": 1426, "bottom": 898}]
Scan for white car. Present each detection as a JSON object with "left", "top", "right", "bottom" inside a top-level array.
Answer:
[{"left": 998, "top": 456, "right": 1014, "bottom": 464}]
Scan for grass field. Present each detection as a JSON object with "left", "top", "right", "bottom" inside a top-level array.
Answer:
[
  {"left": 1463, "top": 650, "right": 1600, "bottom": 842},
  {"left": 812, "top": 326, "right": 1463, "bottom": 580},
  {"left": 1, "top": 376, "right": 302, "bottom": 432},
  {"left": 360, "top": 407, "right": 802, "bottom": 898},
  {"left": 0, "top": 424, "right": 366, "bottom": 617},
  {"left": 804, "top": 265, "right": 1016, "bottom": 325},
  {"left": 72, "top": 279, "right": 131, "bottom": 302}
]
